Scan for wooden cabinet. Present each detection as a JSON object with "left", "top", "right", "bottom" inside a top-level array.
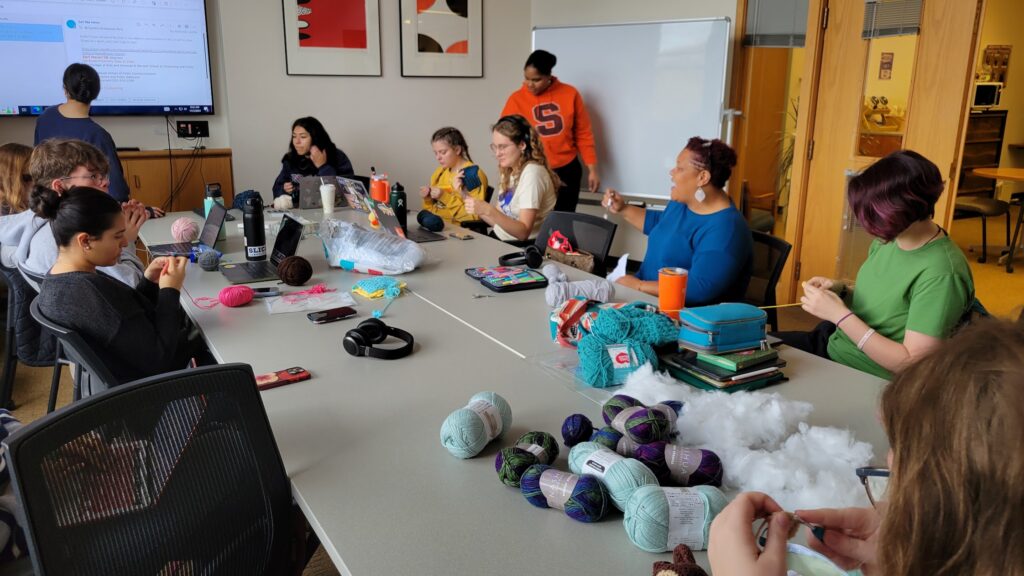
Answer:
[
  {"left": 120, "top": 148, "right": 234, "bottom": 211},
  {"left": 957, "top": 110, "right": 1008, "bottom": 197}
]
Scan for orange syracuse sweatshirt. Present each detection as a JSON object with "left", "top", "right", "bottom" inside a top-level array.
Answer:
[{"left": 501, "top": 77, "right": 598, "bottom": 169}]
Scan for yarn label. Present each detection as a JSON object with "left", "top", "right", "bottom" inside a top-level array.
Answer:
[
  {"left": 650, "top": 403, "right": 678, "bottom": 434},
  {"left": 610, "top": 406, "right": 646, "bottom": 436},
  {"left": 665, "top": 445, "right": 700, "bottom": 485},
  {"left": 605, "top": 345, "right": 640, "bottom": 385},
  {"left": 516, "top": 443, "right": 548, "bottom": 462},
  {"left": 664, "top": 487, "right": 707, "bottom": 550},
  {"left": 581, "top": 448, "right": 624, "bottom": 480},
  {"left": 539, "top": 469, "right": 579, "bottom": 511},
  {"left": 616, "top": 435, "right": 640, "bottom": 456},
  {"left": 466, "top": 399, "right": 501, "bottom": 441}
]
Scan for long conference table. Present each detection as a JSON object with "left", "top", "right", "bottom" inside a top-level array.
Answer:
[{"left": 139, "top": 208, "right": 887, "bottom": 575}]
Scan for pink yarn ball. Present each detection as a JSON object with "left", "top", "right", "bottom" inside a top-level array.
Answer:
[
  {"left": 218, "top": 285, "right": 253, "bottom": 307},
  {"left": 171, "top": 217, "right": 200, "bottom": 243}
]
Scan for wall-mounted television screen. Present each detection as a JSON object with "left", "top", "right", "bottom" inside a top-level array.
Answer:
[{"left": 0, "top": 0, "right": 214, "bottom": 116}]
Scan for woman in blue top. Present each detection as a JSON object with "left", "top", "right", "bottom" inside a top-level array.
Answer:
[
  {"left": 602, "top": 137, "right": 751, "bottom": 306},
  {"left": 271, "top": 117, "right": 354, "bottom": 205}
]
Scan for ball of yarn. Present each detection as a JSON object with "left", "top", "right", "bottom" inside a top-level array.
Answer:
[
  {"left": 623, "top": 485, "right": 728, "bottom": 552},
  {"left": 417, "top": 210, "right": 445, "bottom": 232},
  {"left": 568, "top": 442, "right": 658, "bottom": 511},
  {"left": 577, "top": 334, "right": 616, "bottom": 388},
  {"left": 634, "top": 442, "right": 723, "bottom": 487},
  {"left": 277, "top": 255, "right": 313, "bottom": 286},
  {"left": 602, "top": 394, "right": 643, "bottom": 426},
  {"left": 561, "top": 413, "right": 594, "bottom": 447},
  {"left": 493, "top": 431, "right": 559, "bottom": 487},
  {"left": 589, "top": 426, "right": 623, "bottom": 451},
  {"left": 440, "top": 391, "right": 512, "bottom": 459},
  {"left": 593, "top": 307, "right": 632, "bottom": 342},
  {"left": 272, "top": 195, "right": 294, "bottom": 210},
  {"left": 197, "top": 250, "right": 221, "bottom": 272},
  {"left": 520, "top": 464, "right": 609, "bottom": 523},
  {"left": 218, "top": 285, "right": 253, "bottom": 307},
  {"left": 611, "top": 406, "right": 671, "bottom": 444},
  {"left": 171, "top": 217, "right": 200, "bottom": 243}
]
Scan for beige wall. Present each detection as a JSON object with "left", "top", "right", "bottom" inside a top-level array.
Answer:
[
  {"left": 0, "top": 0, "right": 231, "bottom": 150},
  {"left": 863, "top": 35, "right": 917, "bottom": 113},
  {"left": 978, "top": 0, "right": 1023, "bottom": 193}
]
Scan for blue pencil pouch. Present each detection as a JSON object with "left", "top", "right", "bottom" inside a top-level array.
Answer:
[{"left": 677, "top": 303, "right": 766, "bottom": 354}]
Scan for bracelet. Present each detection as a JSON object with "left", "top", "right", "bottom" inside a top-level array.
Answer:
[
  {"left": 835, "top": 312, "right": 854, "bottom": 328},
  {"left": 857, "top": 328, "right": 876, "bottom": 351}
]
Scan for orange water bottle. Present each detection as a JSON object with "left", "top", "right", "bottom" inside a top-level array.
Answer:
[{"left": 370, "top": 167, "right": 390, "bottom": 203}]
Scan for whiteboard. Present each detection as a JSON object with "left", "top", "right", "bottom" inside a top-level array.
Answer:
[{"left": 533, "top": 19, "right": 731, "bottom": 200}]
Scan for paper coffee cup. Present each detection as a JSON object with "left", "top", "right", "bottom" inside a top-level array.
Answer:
[{"left": 320, "top": 183, "right": 336, "bottom": 215}]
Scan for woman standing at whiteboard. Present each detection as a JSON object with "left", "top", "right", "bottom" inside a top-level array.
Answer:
[
  {"left": 502, "top": 50, "right": 598, "bottom": 213},
  {"left": 603, "top": 137, "right": 752, "bottom": 306}
]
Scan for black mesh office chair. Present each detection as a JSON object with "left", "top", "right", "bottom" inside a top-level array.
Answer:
[
  {"left": 532, "top": 211, "right": 618, "bottom": 273},
  {"left": 3, "top": 363, "right": 297, "bottom": 576},
  {"left": 744, "top": 231, "right": 793, "bottom": 331},
  {"left": 0, "top": 260, "right": 57, "bottom": 410},
  {"left": 29, "top": 300, "right": 115, "bottom": 411}
]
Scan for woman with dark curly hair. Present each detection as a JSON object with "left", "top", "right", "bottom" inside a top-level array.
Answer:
[{"left": 272, "top": 116, "right": 354, "bottom": 205}]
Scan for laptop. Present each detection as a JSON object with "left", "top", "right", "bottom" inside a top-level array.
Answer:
[
  {"left": 367, "top": 198, "right": 446, "bottom": 244},
  {"left": 149, "top": 202, "right": 227, "bottom": 256},
  {"left": 220, "top": 214, "right": 304, "bottom": 284},
  {"left": 298, "top": 176, "right": 352, "bottom": 210}
]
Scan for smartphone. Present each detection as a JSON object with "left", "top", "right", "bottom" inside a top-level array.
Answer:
[
  {"left": 307, "top": 306, "right": 357, "bottom": 324},
  {"left": 449, "top": 231, "right": 474, "bottom": 240},
  {"left": 461, "top": 165, "right": 482, "bottom": 192},
  {"left": 255, "top": 366, "right": 311, "bottom": 391},
  {"left": 252, "top": 287, "right": 281, "bottom": 298}
]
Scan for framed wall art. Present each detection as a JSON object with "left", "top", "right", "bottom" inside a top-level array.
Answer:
[
  {"left": 400, "top": 0, "right": 483, "bottom": 78},
  {"left": 283, "top": 0, "right": 381, "bottom": 76}
]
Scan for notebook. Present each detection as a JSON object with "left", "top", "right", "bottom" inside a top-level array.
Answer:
[
  {"left": 149, "top": 202, "right": 227, "bottom": 256},
  {"left": 220, "top": 214, "right": 304, "bottom": 284}
]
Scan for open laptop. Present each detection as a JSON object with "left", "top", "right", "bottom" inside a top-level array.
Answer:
[
  {"left": 370, "top": 199, "right": 446, "bottom": 243},
  {"left": 220, "top": 214, "right": 304, "bottom": 284},
  {"left": 149, "top": 202, "right": 227, "bottom": 256},
  {"left": 298, "top": 176, "right": 352, "bottom": 210}
]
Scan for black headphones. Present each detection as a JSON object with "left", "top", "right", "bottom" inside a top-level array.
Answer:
[
  {"left": 498, "top": 244, "right": 543, "bottom": 268},
  {"left": 343, "top": 318, "right": 414, "bottom": 360}
]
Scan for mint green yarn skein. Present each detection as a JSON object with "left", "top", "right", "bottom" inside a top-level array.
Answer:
[
  {"left": 622, "top": 484, "right": 728, "bottom": 552},
  {"left": 440, "top": 392, "right": 512, "bottom": 459},
  {"left": 568, "top": 441, "right": 658, "bottom": 511}
]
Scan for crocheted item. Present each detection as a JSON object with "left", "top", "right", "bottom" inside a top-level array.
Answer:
[{"left": 351, "top": 276, "right": 406, "bottom": 299}]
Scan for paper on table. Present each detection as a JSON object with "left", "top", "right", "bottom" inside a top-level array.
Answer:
[
  {"left": 264, "top": 291, "right": 356, "bottom": 315},
  {"left": 607, "top": 253, "right": 630, "bottom": 283}
]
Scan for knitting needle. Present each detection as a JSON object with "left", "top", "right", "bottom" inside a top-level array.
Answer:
[{"left": 758, "top": 303, "right": 803, "bottom": 310}]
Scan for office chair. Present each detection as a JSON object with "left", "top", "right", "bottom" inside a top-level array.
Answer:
[
  {"left": 532, "top": 211, "right": 618, "bottom": 273},
  {"left": 3, "top": 363, "right": 298, "bottom": 576},
  {"left": 29, "top": 300, "right": 115, "bottom": 411},
  {"left": 744, "top": 231, "right": 792, "bottom": 331},
  {"left": 459, "top": 185, "right": 495, "bottom": 235},
  {"left": 0, "top": 260, "right": 58, "bottom": 410},
  {"left": 954, "top": 195, "right": 1010, "bottom": 263}
]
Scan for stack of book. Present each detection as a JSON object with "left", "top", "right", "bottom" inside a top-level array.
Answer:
[{"left": 660, "top": 347, "right": 787, "bottom": 392}]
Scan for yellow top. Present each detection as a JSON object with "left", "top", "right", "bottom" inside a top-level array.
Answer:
[{"left": 423, "top": 162, "right": 489, "bottom": 223}]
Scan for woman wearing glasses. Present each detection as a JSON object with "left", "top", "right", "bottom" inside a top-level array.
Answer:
[
  {"left": 0, "top": 139, "right": 146, "bottom": 286},
  {"left": 465, "top": 115, "right": 557, "bottom": 242},
  {"left": 708, "top": 318, "right": 1024, "bottom": 575},
  {"left": 602, "top": 137, "right": 752, "bottom": 305}
]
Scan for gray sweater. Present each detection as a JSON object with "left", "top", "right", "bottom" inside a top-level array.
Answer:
[
  {"left": 0, "top": 210, "right": 143, "bottom": 286},
  {"left": 38, "top": 271, "right": 188, "bottom": 385}
]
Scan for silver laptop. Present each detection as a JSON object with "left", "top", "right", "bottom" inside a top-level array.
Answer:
[{"left": 149, "top": 202, "right": 227, "bottom": 256}]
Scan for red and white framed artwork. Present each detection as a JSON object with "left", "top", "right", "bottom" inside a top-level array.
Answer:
[
  {"left": 400, "top": 0, "right": 482, "bottom": 78},
  {"left": 283, "top": 0, "right": 381, "bottom": 76}
]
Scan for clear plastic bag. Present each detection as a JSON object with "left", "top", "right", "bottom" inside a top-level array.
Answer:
[
  {"left": 318, "top": 219, "right": 425, "bottom": 275},
  {"left": 263, "top": 291, "right": 356, "bottom": 315}
]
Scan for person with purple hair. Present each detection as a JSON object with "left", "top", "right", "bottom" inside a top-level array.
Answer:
[{"left": 774, "top": 150, "right": 974, "bottom": 380}]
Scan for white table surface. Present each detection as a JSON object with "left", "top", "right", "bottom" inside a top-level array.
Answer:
[{"left": 139, "top": 209, "right": 888, "bottom": 575}]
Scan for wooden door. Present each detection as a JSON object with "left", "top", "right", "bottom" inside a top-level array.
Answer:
[{"left": 782, "top": 0, "right": 983, "bottom": 299}]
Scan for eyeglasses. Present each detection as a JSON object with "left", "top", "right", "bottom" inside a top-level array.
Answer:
[
  {"left": 60, "top": 172, "right": 109, "bottom": 185},
  {"left": 489, "top": 143, "right": 514, "bottom": 154},
  {"left": 856, "top": 466, "right": 890, "bottom": 507}
]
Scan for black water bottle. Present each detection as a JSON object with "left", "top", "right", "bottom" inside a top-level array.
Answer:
[
  {"left": 243, "top": 195, "right": 267, "bottom": 261},
  {"left": 390, "top": 182, "right": 407, "bottom": 233}
]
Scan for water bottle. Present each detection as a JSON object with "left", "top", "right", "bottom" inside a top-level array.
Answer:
[
  {"left": 243, "top": 195, "right": 266, "bottom": 261},
  {"left": 203, "top": 183, "right": 226, "bottom": 241},
  {"left": 390, "top": 182, "right": 407, "bottom": 233}
]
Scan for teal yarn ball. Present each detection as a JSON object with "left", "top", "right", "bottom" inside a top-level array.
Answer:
[
  {"left": 623, "top": 484, "right": 728, "bottom": 552},
  {"left": 577, "top": 334, "right": 615, "bottom": 388},
  {"left": 630, "top": 311, "right": 679, "bottom": 346},
  {"left": 440, "top": 391, "right": 512, "bottom": 459},
  {"left": 494, "top": 431, "right": 560, "bottom": 487},
  {"left": 602, "top": 394, "right": 643, "bottom": 425},
  {"left": 520, "top": 464, "right": 610, "bottom": 523},
  {"left": 568, "top": 442, "right": 659, "bottom": 511},
  {"left": 593, "top": 307, "right": 632, "bottom": 341}
]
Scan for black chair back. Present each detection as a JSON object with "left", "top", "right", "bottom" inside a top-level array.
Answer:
[
  {"left": 29, "top": 300, "right": 115, "bottom": 400},
  {"left": 3, "top": 363, "right": 294, "bottom": 576},
  {"left": 13, "top": 262, "right": 41, "bottom": 294},
  {"left": 532, "top": 211, "right": 618, "bottom": 273},
  {"left": 0, "top": 259, "right": 58, "bottom": 407},
  {"left": 745, "top": 231, "right": 792, "bottom": 331}
]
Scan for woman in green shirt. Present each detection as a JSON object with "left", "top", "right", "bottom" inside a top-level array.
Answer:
[{"left": 775, "top": 150, "right": 974, "bottom": 379}]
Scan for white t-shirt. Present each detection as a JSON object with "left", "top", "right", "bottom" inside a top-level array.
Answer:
[{"left": 493, "top": 163, "right": 556, "bottom": 241}]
